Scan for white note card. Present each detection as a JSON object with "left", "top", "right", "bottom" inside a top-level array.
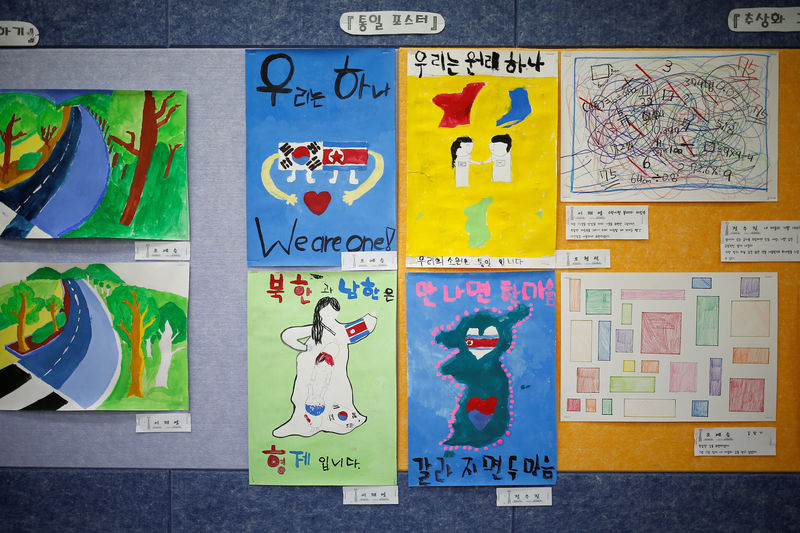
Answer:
[
  {"left": 135, "top": 241, "right": 190, "bottom": 261},
  {"left": 135, "top": 413, "right": 191, "bottom": 433},
  {"left": 566, "top": 205, "right": 649, "bottom": 240},
  {"left": 729, "top": 7, "right": 800, "bottom": 32},
  {"left": 341, "top": 251, "right": 397, "bottom": 271},
  {"left": 342, "top": 485, "right": 399, "bottom": 505},
  {"left": 694, "top": 427, "right": 776, "bottom": 456},
  {"left": 555, "top": 249, "right": 611, "bottom": 269},
  {"left": 340, "top": 11, "right": 444, "bottom": 35},
  {"left": 496, "top": 487, "right": 553, "bottom": 507},
  {"left": 721, "top": 221, "right": 800, "bottom": 262}
]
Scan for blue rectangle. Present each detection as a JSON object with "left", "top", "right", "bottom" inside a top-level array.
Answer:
[
  {"left": 692, "top": 277, "right": 712, "bottom": 289},
  {"left": 246, "top": 49, "right": 396, "bottom": 266},
  {"left": 406, "top": 271, "right": 557, "bottom": 486},
  {"left": 692, "top": 400, "right": 709, "bottom": 417},
  {"left": 598, "top": 321, "right": 611, "bottom": 361}
]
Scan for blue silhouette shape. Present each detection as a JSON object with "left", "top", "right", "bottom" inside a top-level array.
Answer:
[{"left": 496, "top": 88, "right": 531, "bottom": 128}]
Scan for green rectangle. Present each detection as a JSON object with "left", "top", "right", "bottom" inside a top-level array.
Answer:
[
  {"left": 621, "top": 303, "right": 633, "bottom": 325},
  {"left": 586, "top": 289, "right": 612, "bottom": 315},
  {"left": 696, "top": 296, "right": 719, "bottom": 346},
  {"left": 602, "top": 398, "right": 613, "bottom": 415},
  {"left": 609, "top": 376, "right": 656, "bottom": 393}
]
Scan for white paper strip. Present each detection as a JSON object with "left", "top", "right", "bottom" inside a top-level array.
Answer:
[
  {"left": 721, "top": 221, "right": 800, "bottom": 262},
  {"left": 341, "top": 251, "right": 397, "bottom": 271},
  {"left": 135, "top": 241, "right": 191, "bottom": 261},
  {"left": 342, "top": 485, "right": 399, "bottom": 505},
  {"left": 496, "top": 487, "right": 553, "bottom": 506},
  {"left": 695, "top": 427, "right": 776, "bottom": 456},
  {"left": 135, "top": 413, "right": 191, "bottom": 433},
  {"left": 340, "top": 11, "right": 444, "bottom": 35},
  {"left": 566, "top": 206, "right": 648, "bottom": 240}
]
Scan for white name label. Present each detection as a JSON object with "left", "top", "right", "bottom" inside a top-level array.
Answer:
[
  {"left": 496, "top": 487, "right": 553, "bottom": 506},
  {"left": 341, "top": 251, "right": 397, "bottom": 271},
  {"left": 342, "top": 485, "right": 399, "bottom": 505},
  {"left": 135, "top": 241, "right": 191, "bottom": 261},
  {"left": 566, "top": 205, "right": 648, "bottom": 240},
  {"left": 135, "top": 413, "right": 191, "bottom": 433},
  {"left": 0, "top": 21, "right": 39, "bottom": 46},
  {"left": 694, "top": 427, "right": 776, "bottom": 456},
  {"left": 340, "top": 11, "right": 444, "bottom": 35},
  {"left": 729, "top": 7, "right": 800, "bottom": 31},
  {"left": 555, "top": 249, "right": 611, "bottom": 269},
  {"left": 721, "top": 221, "right": 800, "bottom": 262}
]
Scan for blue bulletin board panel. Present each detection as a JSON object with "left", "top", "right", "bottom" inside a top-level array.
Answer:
[{"left": 1, "top": 0, "right": 800, "bottom": 531}]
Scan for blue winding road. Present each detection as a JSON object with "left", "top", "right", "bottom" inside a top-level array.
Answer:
[{"left": 16, "top": 279, "right": 120, "bottom": 409}]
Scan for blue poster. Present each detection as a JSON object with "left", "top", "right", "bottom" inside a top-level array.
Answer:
[
  {"left": 406, "top": 271, "right": 557, "bottom": 486},
  {"left": 246, "top": 49, "right": 396, "bottom": 266}
]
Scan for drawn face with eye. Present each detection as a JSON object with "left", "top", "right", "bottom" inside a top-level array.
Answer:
[
  {"left": 456, "top": 142, "right": 474, "bottom": 158},
  {"left": 319, "top": 302, "right": 339, "bottom": 323}
]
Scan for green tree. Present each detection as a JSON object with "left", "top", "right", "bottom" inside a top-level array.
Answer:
[
  {"left": 45, "top": 295, "right": 63, "bottom": 334},
  {"left": 108, "top": 286, "right": 159, "bottom": 397},
  {"left": 0, "top": 93, "right": 59, "bottom": 182},
  {"left": 0, "top": 282, "right": 44, "bottom": 353}
]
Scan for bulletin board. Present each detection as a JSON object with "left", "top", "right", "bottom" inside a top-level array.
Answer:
[
  {"left": 0, "top": 47, "right": 796, "bottom": 475},
  {"left": 398, "top": 48, "right": 800, "bottom": 472}
]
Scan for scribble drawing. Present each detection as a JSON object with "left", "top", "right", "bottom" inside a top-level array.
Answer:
[
  {"left": 564, "top": 53, "right": 775, "bottom": 201},
  {"left": 273, "top": 297, "right": 376, "bottom": 437},
  {"left": 434, "top": 305, "right": 529, "bottom": 448}
]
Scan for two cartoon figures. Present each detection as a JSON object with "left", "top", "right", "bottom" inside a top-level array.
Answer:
[{"left": 450, "top": 134, "right": 512, "bottom": 187}]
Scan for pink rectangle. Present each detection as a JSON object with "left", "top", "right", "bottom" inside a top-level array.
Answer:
[
  {"left": 620, "top": 289, "right": 685, "bottom": 300},
  {"left": 641, "top": 312, "right": 682, "bottom": 355},
  {"left": 729, "top": 378, "right": 765, "bottom": 412},
  {"left": 569, "top": 278, "right": 581, "bottom": 312},
  {"left": 669, "top": 362, "right": 697, "bottom": 392},
  {"left": 566, "top": 398, "right": 581, "bottom": 411}
]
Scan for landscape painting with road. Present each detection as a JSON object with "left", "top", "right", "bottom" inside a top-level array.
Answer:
[
  {"left": 0, "top": 262, "right": 189, "bottom": 410},
  {"left": 0, "top": 90, "right": 188, "bottom": 239}
]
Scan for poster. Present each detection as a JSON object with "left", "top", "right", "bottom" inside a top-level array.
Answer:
[
  {"left": 246, "top": 49, "right": 396, "bottom": 267},
  {"left": 561, "top": 51, "right": 779, "bottom": 202},
  {"left": 406, "top": 271, "right": 557, "bottom": 486},
  {"left": 404, "top": 49, "right": 558, "bottom": 263},
  {"left": 561, "top": 272, "right": 777, "bottom": 421},
  {"left": 0, "top": 262, "right": 189, "bottom": 410},
  {"left": 0, "top": 90, "right": 188, "bottom": 239},
  {"left": 248, "top": 270, "right": 396, "bottom": 485}
]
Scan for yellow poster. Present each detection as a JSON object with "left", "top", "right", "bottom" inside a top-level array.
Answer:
[{"left": 405, "top": 49, "right": 558, "bottom": 261}]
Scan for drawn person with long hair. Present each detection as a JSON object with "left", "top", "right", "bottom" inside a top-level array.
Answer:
[
  {"left": 273, "top": 296, "right": 377, "bottom": 438},
  {"left": 450, "top": 136, "right": 480, "bottom": 187}
]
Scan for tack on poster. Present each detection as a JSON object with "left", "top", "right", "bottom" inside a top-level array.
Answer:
[
  {"left": 246, "top": 49, "right": 396, "bottom": 267},
  {"left": 0, "top": 90, "right": 188, "bottom": 239},
  {"left": 0, "top": 262, "right": 189, "bottom": 411},
  {"left": 406, "top": 271, "right": 557, "bottom": 486},
  {"left": 561, "top": 272, "right": 777, "bottom": 421},
  {"left": 561, "top": 51, "right": 779, "bottom": 202},
  {"left": 404, "top": 49, "right": 558, "bottom": 262},
  {"left": 248, "top": 270, "right": 396, "bottom": 485}
]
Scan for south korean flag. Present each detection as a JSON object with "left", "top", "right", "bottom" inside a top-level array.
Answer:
[{"left": 278, "top": 141, "right": 324, "bottom": 171}]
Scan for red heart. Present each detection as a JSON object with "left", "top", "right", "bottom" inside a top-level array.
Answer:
[{"left": 303, "top": 191, "right": 331, "bottom": 215}]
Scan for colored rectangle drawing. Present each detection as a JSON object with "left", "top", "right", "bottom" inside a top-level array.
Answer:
[
  {"left": 609, "top": 376, "right": 656, "bottom": 393},
  {"left": 407, "top": 271, "right": 557, "bottom": 486},
  {"left": 561, "top": 51, "right": 779, "bottom": 203},
  {"left": 561, "top": 272, "right": 777, "bottom": 422},
  {"left": 696, "top": 296, "right": 720, "bottom": 346},
  {"left": 404, "top": 49, "right": 558, "bottom": 263}
]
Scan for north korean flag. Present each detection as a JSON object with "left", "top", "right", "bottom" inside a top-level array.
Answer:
[
  {"left": 344, "top": 318, "right": 370, "bottom": 343},
  {"left": 322, "top": 141, "right": 369, "bottom": 170}
]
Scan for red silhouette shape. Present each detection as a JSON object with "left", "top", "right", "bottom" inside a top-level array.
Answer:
[
  {"left": 303, "top": 191, "right": 332, "bottom": 215},
  {"left": 432, "top": 82, "right": 486, "bottom": 128},
  {"left": 466, "top": 396, "right": 497, "bottom": 415}
]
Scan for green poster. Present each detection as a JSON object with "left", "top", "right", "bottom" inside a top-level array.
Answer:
[{"left": 248, "top": 270, "right": 397, "bottom": 485}]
